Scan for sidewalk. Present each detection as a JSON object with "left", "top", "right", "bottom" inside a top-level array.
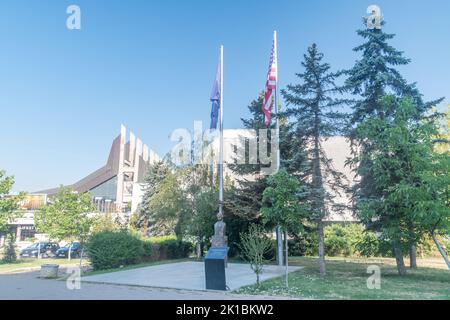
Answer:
[{"left": 0, "top": 271, "right": 296, "bottom": 300}]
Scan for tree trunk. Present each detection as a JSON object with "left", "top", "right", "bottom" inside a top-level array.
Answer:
[
  {"left": 432, "top": 233, "right": 450, "bottom": 270},
  {"left": 312, "top": 107, "right": 326, "bottom": 277},
  {"left": 393, "top": 242, "right": 407, "bottom": 276},
  {"left": 68, "top": 245, "right": 72, "bottom": 262},
  {"left": 196, "top": 237, "right": 202, "bottom": 259},
  {"left": 196, "top": 237, "right": 205, "bottom": 259},
  {"left": 409, "top": 244, "right": 417, "bottom": 269},
  {"left": 318, "top": 220, "right": 326, "bottom": 277},
  {"left": 285, "top": 229, "right": 289, "bottom": 288},
  {"left": 276, "top": 226, "right": 284, "bottom": 266},
  {"left": 79, "top": 247, "right": 84, "bottom": 269}
]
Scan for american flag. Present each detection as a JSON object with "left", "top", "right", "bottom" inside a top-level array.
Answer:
[{"left": 262, "top": 32, "right": 278, "bottom": 126}]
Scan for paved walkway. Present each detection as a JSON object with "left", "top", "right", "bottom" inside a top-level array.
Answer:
[
  {"left": 0, "top": 270, "right": 292, "bottom": 300},
  {"left": 83, "top": 261, "right": 303, "bottom": 291}
]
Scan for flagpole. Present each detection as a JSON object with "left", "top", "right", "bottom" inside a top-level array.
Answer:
[
  {"left": 273, "top": 30, "right": 284, "bottom": 267},
  {"left": 274, "top": 31, "right": 280, "bottom": 171},
  {"left": 219, "top": 45, "right": 224, "bottom": 219}
]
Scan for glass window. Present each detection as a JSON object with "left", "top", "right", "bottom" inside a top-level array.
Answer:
[{"left": 89, "top": 176, "right": 118, "bottom": 201}]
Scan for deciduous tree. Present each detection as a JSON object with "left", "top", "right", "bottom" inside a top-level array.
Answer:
[{"left": 35, "top": 186, "right": 95, "bottom": 261}]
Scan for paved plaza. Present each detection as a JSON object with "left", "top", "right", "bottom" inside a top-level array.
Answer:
[
  {"left": 0, "top": 263, "right": 302, "bottom": 300},
  {"left": 83, "top": 261, "right": 303, "bottom": 291}
]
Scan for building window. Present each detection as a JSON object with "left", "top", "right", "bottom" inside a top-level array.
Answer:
[
  {"left": 89, "top": 176, "right": 118, "bottom": 201},
  {"left": 20, "top": 226, "right": 36, "bottom": 242}
]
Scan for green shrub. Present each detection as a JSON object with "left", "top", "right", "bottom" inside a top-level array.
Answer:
[
  {"left": 141, "top": 239, "right": 153, "bottom": 262},
  {"left": 148, "top": 235, "right": 177, "bottom": 244},
  {"left": 324, "top": 224, "right": 363, "bottom": 257},
  {"left": 143, "top": 236, "right": 192, "bottom": 260},
  {"left": 167, "top": 240, "right": 192, "bottom": 259},
  {"left": 87, "top": 231, "right": 144, "bottom": 270},
  {"left": 355, "top": 231, "right": 381, "bottom": 257},
  {"left": 263, "top": 239, "right": 277, "bottom": 261},
  {"left": 2, "top": 234, "right": 17, "bottom": 263}
]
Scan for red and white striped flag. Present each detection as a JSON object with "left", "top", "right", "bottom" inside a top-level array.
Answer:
[{"left": 262, "top": 31, "right": 278, "bottom": 126}]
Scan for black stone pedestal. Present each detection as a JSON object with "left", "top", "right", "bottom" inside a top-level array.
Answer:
[{"left": 204, "top": 247, "right": 229, "bottom": 291}]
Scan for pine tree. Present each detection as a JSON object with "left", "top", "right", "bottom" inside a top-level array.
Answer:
[
  {"left": 343, "top": 19, "right": 441, "bottom": 125},
  {"left": 225, "top": 94, "right": 295, "bottom": 259},
  {"left": 136, "top": 161, "right": 171, "bottom": 235},
  {"left": 226, "top": 95, "right": 271, "bottom": 220},
  {"left": 281, "top": 44, "right": 348, "bottom": 276},
  {"left": 343, "top": 18, "right": 444, "bottom": 269}
]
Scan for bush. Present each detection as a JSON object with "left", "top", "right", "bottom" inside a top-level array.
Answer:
[
  {"left": 323, "top": 224, "right": 363, "bottom": 257},
  {"left": 144, "top": 236, "right": 192, "bottom": 260},
  {"left": 2, "top": 234, "right": 17, "bottom": 263},
  {"left": 87, "top": 231, "right": 144, "bottom": 270},
  {"left": 147, "top": 235, "right": 178, "bottom": 244},
  {"left": 239, "top": 224, "right": 273, "bottom": 286},
  {"left": 263, "top": 239, "right": 277, "bottom": 261},
  {"left": 141, "top": 239, "right": 153, "bottom": 262},
  {"left": 355, "top": 231, "right": 382, "bottom": 257},
  {"left": 167, "top": 240, "right": 191, "bottom": 258}
]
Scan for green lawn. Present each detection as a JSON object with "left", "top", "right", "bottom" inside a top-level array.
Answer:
[
  {"left": 0, "top": 258, "right": 88, "bottom": 274},
  {"left": 235, "top": 256, "right": 450, "bottom": 300}
]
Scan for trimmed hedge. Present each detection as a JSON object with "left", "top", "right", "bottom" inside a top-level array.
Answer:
[
  {"left": 87, "top": 231, "right": 144, "bottom": 270},
  {"left": 88, "top": 232, "right": 193, "bottom": 270},
  {"left": 144, "top": 236, "right": 192, "bottom": 261}
]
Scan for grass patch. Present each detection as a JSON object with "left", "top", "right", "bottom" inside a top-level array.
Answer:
[
  {"left": 235, "top": 256, "right": 450, "bottom": 300},
  {"left": 0, "top": 258, "right": 88, "bottom": 274}
]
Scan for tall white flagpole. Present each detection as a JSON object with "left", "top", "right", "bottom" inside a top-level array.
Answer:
[
  {"left": 273, "top": 31, "right": 283, "bottom": 267},
  {"left": 219, "top": 45, "right": 224, "bottom": 218},
  {"left": 274, "top": 31, "right": 280, "bottom": 171}
]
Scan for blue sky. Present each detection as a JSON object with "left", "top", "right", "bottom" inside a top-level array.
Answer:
[{"left": 1, "top": 0, "right": 449, "bottom": 192}]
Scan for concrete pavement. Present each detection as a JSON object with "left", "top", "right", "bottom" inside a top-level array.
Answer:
[
  {"left": 83, "top": 261, "right": 302, "bottom": 291},
  {"left": 0, "top": 270, "right": 293, "bottom": 300}
]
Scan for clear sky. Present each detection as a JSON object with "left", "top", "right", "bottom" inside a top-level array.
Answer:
[{"left": 1, "top": 0, "right": 449, "bottom": 192}]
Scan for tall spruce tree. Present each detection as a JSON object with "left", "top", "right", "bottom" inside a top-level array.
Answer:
[
  {"left": 226, "top": 94, "right": 293, "bottom": 260},
  {"left": 281, "top": 44, "right": 348, "bottom": 276},
  {"left": 135, "top": 161, "right": 171, "bottom": 235},
  {"left": 343, "top": 18, "right": 444, "bottom": 268},
  {"left": 226, "top": 95, "right": 271, "bottom": 220}
]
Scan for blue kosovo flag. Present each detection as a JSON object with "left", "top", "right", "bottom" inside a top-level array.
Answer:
[{"left": 210, "top": 58, "right": 221, "bottom": 130}]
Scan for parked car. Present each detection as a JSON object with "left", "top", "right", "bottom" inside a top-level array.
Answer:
[
  {"left": 19, "top": 242, "right": 60, "bottom": 258},
  {"left": 55, "top": 242, "right": 82, "bottom": 259}
]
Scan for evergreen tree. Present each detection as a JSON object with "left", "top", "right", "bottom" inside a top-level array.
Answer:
[
  {"left": 226, "top": 95, "right": 271, "bottom": 221},
  {"left": 136, "top": 161, "right": 171, "bottom": 235},
  {"left": 225, "top": 94, "right": 296, "bottom": 259},
  {"left": 343, "top": 19, "right": 441, "bottom": 125},
  {"left": 343, "top": 18, "right": 444, "bottom": 266},
  {"left": 281, "top": 44, "right": 348, "bottom": 276}
]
